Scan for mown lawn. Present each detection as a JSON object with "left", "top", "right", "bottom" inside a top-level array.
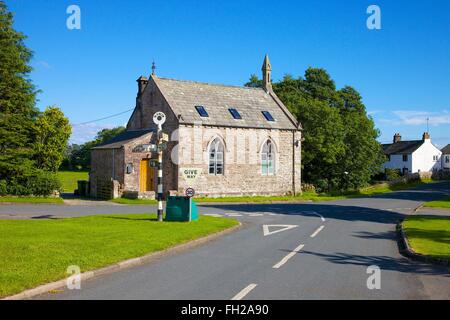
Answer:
[
  {"left": 403, "top": 216, "right": 450, "bottom": 260},
  {"left": 0, "top": 196, "right": 63, "bottom": 204},
  {"left": 0, "top": 214, "right": 238, "bottom": 298},
  {"left": 423, "top": 195, "right": 450, "bottom": 209},
  {"left": 111, "top": 197, "right": 158, "bottom": 205},
  {"left": 57, "top": 170, "right": 89, "bottom": 193}
]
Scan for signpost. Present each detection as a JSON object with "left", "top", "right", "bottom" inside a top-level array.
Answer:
[{"left": 153, "top": 112, "right": 166, "bottom": 222}]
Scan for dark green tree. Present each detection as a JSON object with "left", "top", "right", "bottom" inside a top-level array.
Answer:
[
  {"left": 0, "top": 1, "right": 39, "bottom": 181},
  {"left": 249, "top": 67, "right": 384, "bottom": 191},
  {"left": 336, "top": 86, "right": 384, "bottom": 190}
]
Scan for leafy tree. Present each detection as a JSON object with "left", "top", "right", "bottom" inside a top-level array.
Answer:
[
  {"left": 335, "top": 86, "right": 384, "bottom": 190},
  {"left": 95, "top": 126, "right": 126, "bottom": 144},
  {"left": 248, "top": 67, "right": 384, "bottom": 191},
  {"left": 33, "top": 106, "right": 72, "bottom": 172},
  {"left": 62, "top": 126, "right": 126, "bottom": 170},
  {"left": 0, "top": 1, "right": 39, "bottom": 180},
  {"left": 244, "top": 74, "right": 263, "bottom": 88}
]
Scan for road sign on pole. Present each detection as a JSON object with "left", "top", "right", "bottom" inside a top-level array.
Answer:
[
  {"left": 149, "top": 159, "right": 158, "bottom": 168},
  {"left": 185, "top": 188, "right": 195, "bottom": 198},
  {"left": 132, "top": 144, "right": 157, "bottom": 153}
]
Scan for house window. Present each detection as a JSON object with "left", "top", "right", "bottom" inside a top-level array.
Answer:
[
  {"left": 402, "top": 154, "right": 408, "bottom": 162},
  {"left": 126, "top": 163, "right": 134, "bottom": 174},
  {"left": 433, "top": 155, "right": 439, "bottom": 162},
  {"left": 446, "top": 156, "right": 450, "bottom": 164},
  {"left": 261, "top": 140, "right": 275, "bottom": 175},
  {"left": 209, "top": 138, "right": 224, "bottom": 175}
]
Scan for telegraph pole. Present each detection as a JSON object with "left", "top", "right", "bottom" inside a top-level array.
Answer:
[{"left": 153, "top": 112, "right": 166, "bottom": 222}]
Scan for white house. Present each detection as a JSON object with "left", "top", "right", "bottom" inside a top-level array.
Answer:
[
  {"left": 382, "top": 132, "right": 442, "bottom": 174},
  {"left": 442, "top": 144, "right": 450, "bottom": 171}
]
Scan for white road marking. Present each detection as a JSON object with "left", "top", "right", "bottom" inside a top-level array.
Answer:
[
  {"left": 231, "top": 283, "right": 258, "bottom": 300},
  {"left": 204, "top": 214, "right": 222, "bottom": 217},
  {"left": 310, "top": 225, "right": 324, "bottom": 238},
  {"left": 249, "top": 213, "right": 263, "bottom": 217},
  {"left": 227, "top": 214, "right": 242, "bottom": 217},
  {"left": 303, "top": 211, "right": 325, "bottom": 222},
  {"left": 273, "top": 243, "right": 305, "bottom": 269},
  {"left": 263, "top": 224, "right": 298, "bottom": 237}
]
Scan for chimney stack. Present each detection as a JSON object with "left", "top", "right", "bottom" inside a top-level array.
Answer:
[
  {"left": 422, "top": 132, "right": 430, "bottom": 140},
  {"left": 136, "top": 76, "right": 148, "bottom": 98},
  {"left": 393, "top": 133, "right": 401, "bottom": 143}
]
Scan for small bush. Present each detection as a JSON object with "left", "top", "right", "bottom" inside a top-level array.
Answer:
[
  {"left": 0, "top": 180, "right": 7, "bottom": 196},
  {"left": 301, "top": 183, "right": 316, "bottom": 193},
  {"left": 2, "top": 171, "right": 61, "bottom": 197},
  {"left": 385, "top": 168, "right": 401, "bottom": 181},
  {"left": 315, "top": 179, "right": 329, "bottom": 193}
]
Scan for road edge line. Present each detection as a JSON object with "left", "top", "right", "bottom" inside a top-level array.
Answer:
[
  {"left": 2, "top": 221, "right": 243, "bottom": 300},
  {"left": 231, "top": 283, "right": 258, "bottom": 300}
]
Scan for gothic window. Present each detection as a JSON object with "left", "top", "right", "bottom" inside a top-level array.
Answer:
[
  {"left": 209, "top": 138, "right": 224, "bottom": 175},
  {"left": 261, "top": 140, "right": 275, "bottom": 176}
]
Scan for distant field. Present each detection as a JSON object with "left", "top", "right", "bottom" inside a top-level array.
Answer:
[{"left": 57, "top": 170, "right": 89, "bottom": 193}]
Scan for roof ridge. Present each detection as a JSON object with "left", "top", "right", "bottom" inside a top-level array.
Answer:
[
  {"left": 382, "top": 139, "right": 423, "bottom": 145},
  {"left": 155, "top": 76, "right": 263, "bottom": 91}
]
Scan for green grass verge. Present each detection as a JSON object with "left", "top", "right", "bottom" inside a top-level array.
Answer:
[
  {"left": 403, "top": 215, "right": 450, "bottom": 260},
  {"left": 0, "top": 214, "right": 238, "bottom": 298},
  {"left": 110, "top": 197, "right": 158, "bottom": 205},
  {"left": 198, "top": 179, "right": 434, "bottom": 202},
  {"left": 57, "top": 170, "right": 89, "bottom": 193},
  {"left": 0, "top": 196, "right": 64, "bottom": 204},
  {"left": 110, "top": 180, "right": 433, "bottom": 205},
  {"left": 423, "top": 195, "right": 450, "bottom": 209}
]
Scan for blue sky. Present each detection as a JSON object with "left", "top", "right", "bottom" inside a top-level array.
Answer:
[{"left": 6, "top": 0, "right": 450, "bottom": 147}]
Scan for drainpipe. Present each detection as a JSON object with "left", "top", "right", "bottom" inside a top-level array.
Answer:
[
  {"left": 112, "top": 149, "right": 115, "bottom": 180},
  {"left": 292, "top": 131, "right": 296, "bottom": 196}
]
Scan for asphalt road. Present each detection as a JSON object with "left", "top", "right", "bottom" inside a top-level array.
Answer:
[{"left": 2, "top": 181, "right": 449, "bottom": 299}]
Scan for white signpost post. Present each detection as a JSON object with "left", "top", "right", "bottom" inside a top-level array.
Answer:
[{"left": 153, "top": 112, "right": 166, "bottom": 222}]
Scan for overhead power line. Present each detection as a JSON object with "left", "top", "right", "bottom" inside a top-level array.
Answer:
[{"left": 72, "top": 108, "right": 134, "bottom": 126}]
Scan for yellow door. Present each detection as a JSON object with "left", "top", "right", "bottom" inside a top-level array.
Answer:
[{"left": 140, "top": 160, "right": 155, "bottom": 192}]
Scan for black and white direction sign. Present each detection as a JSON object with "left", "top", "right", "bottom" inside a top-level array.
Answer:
[{"left": 262, "top": 224, "right": 298, "bottom": 237}]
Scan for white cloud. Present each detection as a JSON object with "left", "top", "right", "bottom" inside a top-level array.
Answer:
[
  {"left": 392, "top": 110, "right": 450, "bottom": 126},
  {"left": 70, "top": 123, "right": 116, "bottom": 145}
]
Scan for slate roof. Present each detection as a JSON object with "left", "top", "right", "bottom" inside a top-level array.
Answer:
[
  {"left": 442, "top": 144, "right": 450, "bottom": 154},
  {"left": 382, "top": 140, "right": 424, "bottom": 155},
  {"left": 153, "top": 77, "right": 299, "bottom": 130},
  {"left": 92, "top": 129, "right": 153, "bottom": 149}
]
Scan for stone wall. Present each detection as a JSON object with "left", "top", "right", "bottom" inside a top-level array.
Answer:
[
  {"left": 90, "top": 148, "right": 124, "bottom": 199},
  {"left": 175, "top": 125, "right": 301, "bottom": 197}
]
